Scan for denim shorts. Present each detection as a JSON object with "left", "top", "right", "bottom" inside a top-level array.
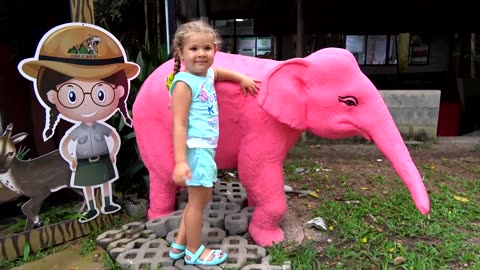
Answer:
[{"left": 186, "top": 148, "right": 217, "bottom": 187}]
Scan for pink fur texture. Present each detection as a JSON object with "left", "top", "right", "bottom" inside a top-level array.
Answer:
[{"left": 132, "top": 48, "right": 430, "bottom": 246}]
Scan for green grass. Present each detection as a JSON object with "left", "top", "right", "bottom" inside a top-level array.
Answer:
[
  {"left": 268, "top": 184, "right": 480, "bottom": 269},
  {"left": 101, "top": 252, "right": 122, "bottom": 270},
  {"left": 274, "top": 143, "right": 480, "bottom": 269},
  {"left": 319, "top": 186, "right": 480, "bottom": 266},
  {"left": 268, "top": 241, "right": 319, "bottom": 269}
]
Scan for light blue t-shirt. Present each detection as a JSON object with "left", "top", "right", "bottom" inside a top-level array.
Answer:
[{"left": 170, "top": 68, "right": 219, "bottom": 148}]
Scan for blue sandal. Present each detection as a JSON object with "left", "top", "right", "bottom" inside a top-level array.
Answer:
[
  {"left": 185, "top": 245, "right": 227, "bottom": 266},
  {"left": 169, "top": 241, "right": 186, "bottom": 260}
]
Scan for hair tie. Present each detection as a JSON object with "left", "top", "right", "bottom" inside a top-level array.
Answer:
[{"left": 165, "top": 73, "right": 174, "bottom": 90}]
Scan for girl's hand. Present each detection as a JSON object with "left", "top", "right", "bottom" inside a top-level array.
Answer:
[
  {"left": 172, "top": 161, "right": 192, "bottom": 187},
  {"left": 239, "top": 76, "right": 260, "bottom": 96}
]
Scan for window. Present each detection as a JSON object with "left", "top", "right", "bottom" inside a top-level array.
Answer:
[
  {"left": 409, "top": 35, "right": 430, "bottom": 65},
  {"left": 213, "top": 19, "right": 273, "bottom": 58},
  {"left": 346, "top": 35, "right": 397, "bottom": 65},
  {"left": 346, "top": 34, "right": 432, "bottom": 66}
]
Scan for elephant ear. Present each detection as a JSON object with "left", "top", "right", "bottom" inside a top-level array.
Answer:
[{"left": 257, "top": 58, "right": 309, "bottom": 130}]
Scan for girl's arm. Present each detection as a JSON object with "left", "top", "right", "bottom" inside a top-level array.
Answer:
[
  {"left": 213, "top": 67, "right": 260, "bottom": 96},
  {"left": 171, "top": 81, "right": 193, "bottom": 186}
]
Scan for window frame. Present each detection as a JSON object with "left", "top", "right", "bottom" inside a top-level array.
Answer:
[
  {"left": 345, "top": 34, "right": 398, "bottom": 66},
  {"left": 212, "top": 19, "right": 273, "bottom": 58}
]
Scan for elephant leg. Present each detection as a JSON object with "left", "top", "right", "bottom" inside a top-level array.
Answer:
[
  {"left": 147, "top": 167, "right": 177, "bottom": 220},
  {"left": 238, "top": 161, "right": 287, "bottom": 246}
]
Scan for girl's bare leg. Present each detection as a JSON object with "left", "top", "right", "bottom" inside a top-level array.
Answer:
[
  {"left": 172, "top": 207, "right": 187, "bottom": 254},
  {"left": 184, "top": 186, "right": 224, "bottom": 261}
]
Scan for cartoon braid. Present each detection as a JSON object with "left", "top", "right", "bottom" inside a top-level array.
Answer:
[
  {"left": 37, "top": 67, "right": 69, "bottom": 141},
  {"left": 43, "top": 108, "right": 60, "bottom": 140},
  {"left": 102, "top": 71, "right": 133, "bottom": 127},
  {"left": 119, "top": 104, "right": 133, "bottom": 126}
]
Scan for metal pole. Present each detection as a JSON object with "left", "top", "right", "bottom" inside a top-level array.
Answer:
[{"left": 164, "top": 0, "right": 170, "bottom": 53}]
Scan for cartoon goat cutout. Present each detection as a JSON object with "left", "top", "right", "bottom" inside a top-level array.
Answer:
[
  {"left": 133, "top": 48, "right": 431, "bottom": 247},
  {"left": 0, "top": 124, "right": 73, "bottom": 230}
]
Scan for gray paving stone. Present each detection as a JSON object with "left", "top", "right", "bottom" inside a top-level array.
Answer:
[
  {"left": 96, "top": 221, "right": 147, "bottom": 249},
  {"left": 146, "top": 210, "right": 183, "bottom": 237},
  {"left": 166, "top": 222, "right": 226, "bottom": 245},
  {"left": 105, "top": 229, "right": 156, "bottom": 259},
  {"left": 209, "top": 236, "right": 266, "bottom": 269},
  {"left": 214, "top": 181, "right": 248, "bottom": 207},
  {"left": 110, "top": 236, "right": 158, "bottom": 260},
  {"left": 225, "top": 207, "right": 254, "bottom": 235},
  {"left": 115, "top": 238, "right": 171, "bottom": 270}
]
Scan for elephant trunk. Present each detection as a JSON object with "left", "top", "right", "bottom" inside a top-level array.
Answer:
[{"left": 367, "top": 103, "right": 430, "bottom": 215}]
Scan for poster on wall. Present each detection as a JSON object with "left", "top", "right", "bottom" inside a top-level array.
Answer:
[{"left": 17, "top": 22, "right": 140, "bottom": 223}]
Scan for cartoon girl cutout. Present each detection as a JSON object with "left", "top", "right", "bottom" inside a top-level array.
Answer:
[{"left": 18, "top": 23, "right": 140, "bottom": 222}]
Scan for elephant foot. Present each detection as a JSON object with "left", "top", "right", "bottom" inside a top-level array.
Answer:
[{"left": 249, "top": 224, "right": 284, "bottom": 246}]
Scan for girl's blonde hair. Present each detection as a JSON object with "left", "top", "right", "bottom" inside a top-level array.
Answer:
[{"left": 171, "top": 18, "right": 222, "bottom": 76}]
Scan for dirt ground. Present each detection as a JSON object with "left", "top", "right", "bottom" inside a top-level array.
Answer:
[{"left": 274, "top": 139, "right": 480, "bottom": 249}]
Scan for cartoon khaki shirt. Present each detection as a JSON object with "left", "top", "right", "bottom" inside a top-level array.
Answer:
[{"left": 18, "top": 22, "right": 140, "bottom": 223}]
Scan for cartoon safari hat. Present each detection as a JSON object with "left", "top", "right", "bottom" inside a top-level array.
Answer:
[{"left": 19, "top": 22, "right": 139, "bottom": 80}]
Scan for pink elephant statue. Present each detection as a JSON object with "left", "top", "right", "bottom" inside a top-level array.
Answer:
[{"left": 132, "top": 48, "right": 430, "bottom": 246}]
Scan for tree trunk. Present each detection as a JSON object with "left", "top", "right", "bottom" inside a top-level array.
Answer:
[
  {"left": 398, "top": 33, "right": 410, "bottom": 74},
  {"left": 470, "top": 33, "right": 476, "bottom": 79},
  {"left": 144, "top": 0, "right": 150, "bottom": 50},
  {"left": 70, "top": 0, "right": 94, "bottom": 23}
]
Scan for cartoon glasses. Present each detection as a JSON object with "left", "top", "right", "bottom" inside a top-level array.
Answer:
[{"left": 55, "top": 82, "right": 116, "bottom": 109}]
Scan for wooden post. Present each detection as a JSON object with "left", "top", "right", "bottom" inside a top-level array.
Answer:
[{"left": 69, "top": 0, "right": 95, "bottom": 24}]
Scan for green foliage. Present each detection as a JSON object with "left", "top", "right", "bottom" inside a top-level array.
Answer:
[
  {"left": 135, "top": 39, "right": 169, "bottom": 84},
  {"left": 23, "top": 242, "right": 31, "bottom": 261},
  {"left": 109, "top": 38, "right": 169, "bottom": 197},
  {"left": 15, "top": 145, "right": 30, "bottom": 160},
  {"left": 94, "top": 0, "right": 137, "bottom": 26},
  {"left": 268, "top": 242, "right": 290, "bottom": 265},
  {"left": 80, "top": 229, "right": 101, "bottom": 256},
  {"left": 4, "top": 202, "right": 82, "bottom": 235},
  {"left": 268, "top": 241, "right": 319, "bottom": 269}
]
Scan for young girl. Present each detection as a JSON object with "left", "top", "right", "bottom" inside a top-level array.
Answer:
[{"left": 168, "top": 19, "right": 259, "bottom": 266}]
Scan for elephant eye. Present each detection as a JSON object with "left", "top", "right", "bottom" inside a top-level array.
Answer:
[{"left": 338, "top": 96, "right": 358, "bottom": 106}]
